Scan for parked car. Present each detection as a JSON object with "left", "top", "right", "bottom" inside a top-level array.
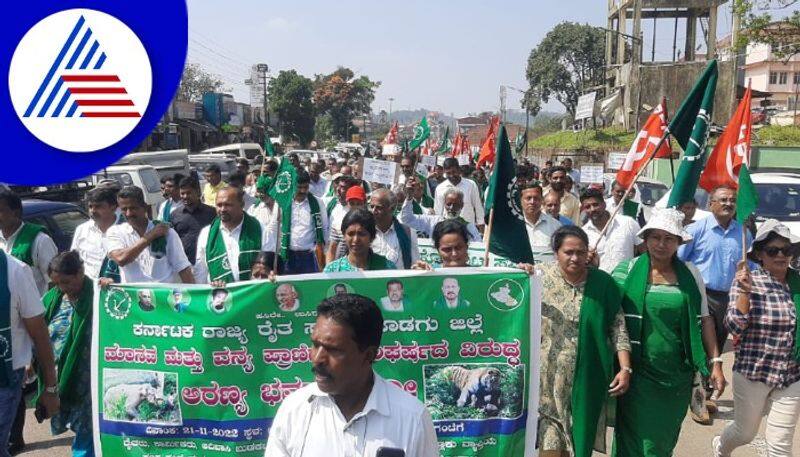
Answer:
[
  {"left": 22, "top": 200, "right": 89, "bottom": 251},
  {"left": 602, "top": 173, "right": 669, "bottom": 206},
  {"left": 200, "top": 143, "right": 264, "bottom": 163},
  {"left": 114, "top": 149, "right": 190, "bottom": 180},
  {"left": 189, "top": 155, "right": 238, "bottom": 186},
  {"left": 92, "top": 165, "right": 164, "bottom": 215}
]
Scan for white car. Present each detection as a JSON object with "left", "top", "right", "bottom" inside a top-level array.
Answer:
[{"left": 200, "top": 143, "right": 264, "bottom": 163}]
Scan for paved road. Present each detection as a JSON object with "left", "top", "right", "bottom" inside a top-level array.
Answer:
[{"left": 14, "top": 349, "right": 798, "bottom": 456}]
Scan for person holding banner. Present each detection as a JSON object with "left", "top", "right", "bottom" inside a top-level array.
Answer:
[
  {"left": 412, "top": 219, "right": 471, "bottom": 269},
  {"left": 434, "top": 158, "right": 485, "bottom": 231},
  {"left": 713, "top": 221, "right": 800, "bottom": 457},
  {"left": 518, "top": 225, "right": 631, "bottom": 457},
  {"left": 368, "top": 188, "right": 419, "bottom": 270},
  {"left": 399, "top": 184, "right": 482, "bottom": 242},
  {"left": 611, "top": 208, "right": 726, "bottom": 457},
  {"left": 39, "top": 251, "right": 95, "bottom": 457},
  {"left": 193, "top": 187, "right": 275, "bottom": 284},
  {"left": 107, "top": 186, "right": 195, "bottom": 284},
  {"left": 324, "top": 209, "right": 397, "bottom": 272},
  {"left": 265, "top": 294, "right": 439, "bottom": 457}
]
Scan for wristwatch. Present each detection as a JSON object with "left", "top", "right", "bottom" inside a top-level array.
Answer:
[
  {"left": 708, "top": 357, "right": 724, "bottom": 366},
  {"left": 44, "top": 385, "right": 58, "bottom": 395}
]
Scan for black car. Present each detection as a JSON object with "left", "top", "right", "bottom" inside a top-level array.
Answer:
[{"left": 22, "top": 199, "right": 89, "bottom": 252}]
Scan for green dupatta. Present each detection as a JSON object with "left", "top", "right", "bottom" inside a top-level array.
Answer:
[
  {"left": 10, "top": 222, "right": 46, "bottom": 266},
  {"left": 571, "top": 267, "right": 623, "bottom": 457},
  {"left": 37, "top": 277, "right": 93, "bottom": 407},
  {"left": 205, "top": 214, "right": 263, "bottom": 282},
  {"left": 619, "top": 253, "right": 709, "bottom": 376},
  {"left": 784, "top": 269, "right": 800, "bottom": 362}
]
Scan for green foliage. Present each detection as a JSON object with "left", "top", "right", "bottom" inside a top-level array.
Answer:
[
  {"left": 313, "top": 67, "right": 380, "bottom": 140},
  {"left": 105, "top": 393, "right": 129, "bottom": 420},
  {"left": 269, "top": 70, "right": 316, "bottom": 146},
  {"left": 529, "top": 127, "right": 637, "bottom": 151},
  {"left": 423, "top": 365, "right": 525, "bottom": 421},
  {"left": 754, "top": 125, "right": 800, "bottom": 146},
  {"left": 733, "top": 0, "right": 800, "bottom": 60},
  {"left": 163, "top": 373, "right": 177, "bottom": 396},
  {"left": 176, "top": 63, "right": 227, "bottom": 103},
  {"left": 524, "top": 22, "right": 606, "bottom": 117}
]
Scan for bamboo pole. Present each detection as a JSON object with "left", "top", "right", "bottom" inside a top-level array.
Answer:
[{"left": 482, "top": 208, "right": 495, "bottom": 267}]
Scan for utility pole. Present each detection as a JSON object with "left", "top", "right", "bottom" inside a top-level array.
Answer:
[
  {"left": 256, "top": 63, "right": 269, "bottom": 134},
  {"left": 388, "top": 98, "right": 394, "bottom": 123}
]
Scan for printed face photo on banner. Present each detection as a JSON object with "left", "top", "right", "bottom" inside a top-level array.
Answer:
[
  {"left": 208, "top": 288, "right": 232, "bottom": 314},
  {"left": 274, "top": 283, "right": 300, "bottom": 312},
  {"left": 137, "top": 290, "right": 154, "bottom": 311}
]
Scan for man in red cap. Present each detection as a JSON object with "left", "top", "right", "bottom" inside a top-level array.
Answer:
[{"left": 326, "top": 186, "right": 367, "bottom": 262}]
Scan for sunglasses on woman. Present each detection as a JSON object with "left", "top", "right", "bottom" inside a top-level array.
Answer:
[{"left": 763, "top": 246, "right": 794, "bottom": 257}]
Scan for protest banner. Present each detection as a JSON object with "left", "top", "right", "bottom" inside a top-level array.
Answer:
[
  {"left": 417, "top": 239, "right": 516, "bottom": 268},
  {"left": 457, "top": 154, "right": 470, "bottom": 166},
  {"left": 579, "top": 163, "right": 604, "bottom": 184},
  {"left": 416, "top": 161, "right": 430, "bottom": 177},
  {"left": 606, "top": 152, "right": 626, "bottom": 171},
  {"left": 361, "top": 157, "right": 399, "bottom": 185},
  {"left": 421, "top": 154, "right": 437, "bottom": 168},
  {"left": 92, "top": 269, "right": 541, "bottom": 456}
]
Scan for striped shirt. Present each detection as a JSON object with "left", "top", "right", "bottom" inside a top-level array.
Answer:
[{"left": 725, "top": 267, "right": 800, "bottom": 389}]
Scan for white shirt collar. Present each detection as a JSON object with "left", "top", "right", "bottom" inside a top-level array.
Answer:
[
  {"left": 220, "top": 218, "right": 244, "bottom": 236},
  {"left": 0, "top": 222, "right": 24, "bottom": 243},
  {"left": 308, "top": 371, "right": 392, "bottom": 420}
]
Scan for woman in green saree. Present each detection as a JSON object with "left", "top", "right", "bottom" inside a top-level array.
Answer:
[{"left": 612, "top": 208, "right": 727, "bottom": 456}]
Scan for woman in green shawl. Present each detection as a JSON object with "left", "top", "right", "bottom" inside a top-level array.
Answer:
[
  {"left": 324, "top": 208, "right": 397, "bottom": 272},
  {"left": 611, "top": 208, "right": 727, "bottom": 456},
  {"left": 40, "top": 251, "right": 95, "bottom": 456},
  {"left": 520, "top": 225, "right": 632, "bottom": 457}
]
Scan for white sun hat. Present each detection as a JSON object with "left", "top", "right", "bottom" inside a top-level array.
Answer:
[
  {"left": 746, "top": 219, "right": 800, "bottom": 261},
  {"left": 637, "top": 207, "right": 692, "bottom": 243}
]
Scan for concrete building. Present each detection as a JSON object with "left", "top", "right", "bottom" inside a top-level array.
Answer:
[{"left": 741, "top": 42, "right": 800, "bottom": 110}]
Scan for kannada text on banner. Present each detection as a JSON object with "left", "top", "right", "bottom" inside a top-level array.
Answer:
[{"left": 91, "top": 268, "right": 541, "bottom": 456}]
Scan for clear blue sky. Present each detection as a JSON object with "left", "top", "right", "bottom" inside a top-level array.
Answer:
[{"left": 187, "top": 0, "right": 746, "bottom": 117}]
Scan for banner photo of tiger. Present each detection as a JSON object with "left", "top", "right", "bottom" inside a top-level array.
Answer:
[{"left": 424, "top": 363, "right": 525, "bottom": 420}]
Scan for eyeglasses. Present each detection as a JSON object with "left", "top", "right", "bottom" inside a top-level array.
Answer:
[{"left": 763, "top": 246, "right": 794, "bottom": 257}]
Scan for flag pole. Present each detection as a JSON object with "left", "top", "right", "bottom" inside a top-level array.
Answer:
[
  {"left": 591, "top": 131, "right": 671, "bottom": 251},
  {"left": 273, "top": 208, "right": 281, "bottom": 274},
  {"left": 483, "top": 208, "right": 495, "bottom": 267},
  {"left": 662, "top": 96, "right": 676, "bottom": 183}
]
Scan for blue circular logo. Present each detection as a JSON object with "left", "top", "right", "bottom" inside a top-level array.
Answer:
[{"left": 3, "top": 0, "right": 187, "bottom": 185}]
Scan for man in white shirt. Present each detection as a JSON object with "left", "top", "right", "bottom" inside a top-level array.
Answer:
[
  {"left": 434, "top": 158, "right": 485, "bottom": 230},
  {"left": 0, "top": 251, "right": 60, "bottom": 453},
  {"left": 157, "top": 174, "right": 184, "bottom": 222},
  {"left": 368, "top": 188, "right": 419, "bottom": 269},
  {"left": 265, "top": 294, "right": 438, "bottom": 457},
  {"left": 71, "top": 187, "right": 120, "bottom": 280},
  {"left": 581, "top": 188, "right": 642, "bottom": 272},
  {"left": 520, "top": 182, "right": 562, "bottom": 262},
  {"left": 308, "top": 161, "right": 328, "bottom": 198},
  {"left": 0, "top": 190, "right": 58, "bottom": 295},
  {"left": 107, "top": 186, "right": 194, "bottom": 284},
  {"left": 194, "top": 187, "right": 274, "bottom": 283},
  {"left": 399, "top": 187, "right": 482, "bottom": 242},
  {"left": 285, "top": 171, "right": 329, "bottom": 275},
  {"left": 228, "top": 172, "right": 259, "bottom": 212}
]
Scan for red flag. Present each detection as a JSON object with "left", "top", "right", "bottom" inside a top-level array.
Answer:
[
  {"left": 421, "top": 139, "right": 432, "bottom": 156},
  {"left": 476, "top": 116, "right": 500, "bottom": 167},
  {"left": 450, "top": 132, "right": 463, "bottom": 157},
  {"left": 699, "top": 86, "right": 752, "bottom": 191},
  {"left": 615, "top": 100, "right": 672, "bottom": 188},
  {"left": 382, "top": 121, "right": 398, "bottom": 145}
]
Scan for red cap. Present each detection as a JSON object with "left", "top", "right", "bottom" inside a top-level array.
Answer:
[{"left": 345, "top": 185, "right": 366, "bottom": 202}]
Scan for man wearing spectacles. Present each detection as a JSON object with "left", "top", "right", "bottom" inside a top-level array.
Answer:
[{"left": 678, "top": 185, "right": 754, "bottom": 423}]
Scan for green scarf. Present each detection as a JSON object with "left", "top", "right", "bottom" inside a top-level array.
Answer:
[
  {"left": 99, "top": 214, "right": 126, "bottom": 282},
  {"left": 392, "top": 219, "right": 412, "bottom": 269},
  {"left": 0, "top": 251, "right": 12, "bottom": 387},
  {"left": 206, "top": 214, "right": 262, "bottom": 282},
  {"left": 279, "top": 196, "right": 324, "bottom": 259},
  {"left": 10, "top": 222, "right": 46, "bottom": 266},
  {"left": 37, "top": 277, "right": 92, "bottom": 406},
  {"left": 571, "top": 267, "right": 623, "bottom": 457},
  {"left": 149, "top": 219, "right": 167, "bottom": 257},
  {"left": 160, "top": 200, "right": 174, "bottom": 223},
  {"left": 256, "top": 175, "right": 274, "bottom": 195},
  {"left": 620, "top": 253, "right": 709, "bottom": 376},
  {"left": 784, "top": 269, "right": 800, "bottom": 362}
]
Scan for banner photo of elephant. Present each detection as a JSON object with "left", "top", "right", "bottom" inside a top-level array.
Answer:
[{"left": 91, "top": 268, "right": 542, "bottom": 456}]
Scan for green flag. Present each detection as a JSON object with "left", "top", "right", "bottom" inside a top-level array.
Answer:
[
  {"left": 514, "top": 131, "right": 527, "bottom": 154},
  {"left": 667, "top": 60, "right": 718, "bottom": 207},
  {"left": 409, "top": 117, "right": 430, "bottom": 150},
  {"left": 436, "top": 126, "right": 451, "bottom": 155},
  {"left": 486, "top": 125, "right": 534, "bottom": 264},
  {"left": 264, "top": 137, "right": 276, "bottom": 157},
  {"left": 268, "top": 158, "right": 297, "bottom": 210},
  {"left": 736, "top": 163, "right": 759, "bottom": 224}
]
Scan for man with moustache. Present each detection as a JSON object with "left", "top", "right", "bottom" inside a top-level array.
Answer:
[
  {"left": 265, "top": 294, "right": 438, "bottom": 457},
  {"left": 580, "top": 188, "right": 641, "bottom": 273},
  {"left": 520, "top": 182, "right": 561, "bottom": 263},
  {"left": 545, "top": 166, "right": 581, "bottom": 222}
]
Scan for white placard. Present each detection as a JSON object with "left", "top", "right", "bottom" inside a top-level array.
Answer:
[
  {"left": 415, "top": 162, "right": 429, "bottom": 177},
  {"left": 361, "top": 158, "right": 398, "bottom": 186},
  {"left": 381, "top": 144, "right": 400, "bottom": 156},
  {"left": 421, "top": 155, "right": 437, "bottom": 168},
  {"left": 575, "top": 92, "right": 597, "bottom": 121},
  {"left": 579, "top": 164, "right": 604, "bottom": 184},
  {"left": 606, "top": 152, "right": 627, "bottom": 170},
  {"left": 457, "top": 154, "right": 470, "bottom": 166}
]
